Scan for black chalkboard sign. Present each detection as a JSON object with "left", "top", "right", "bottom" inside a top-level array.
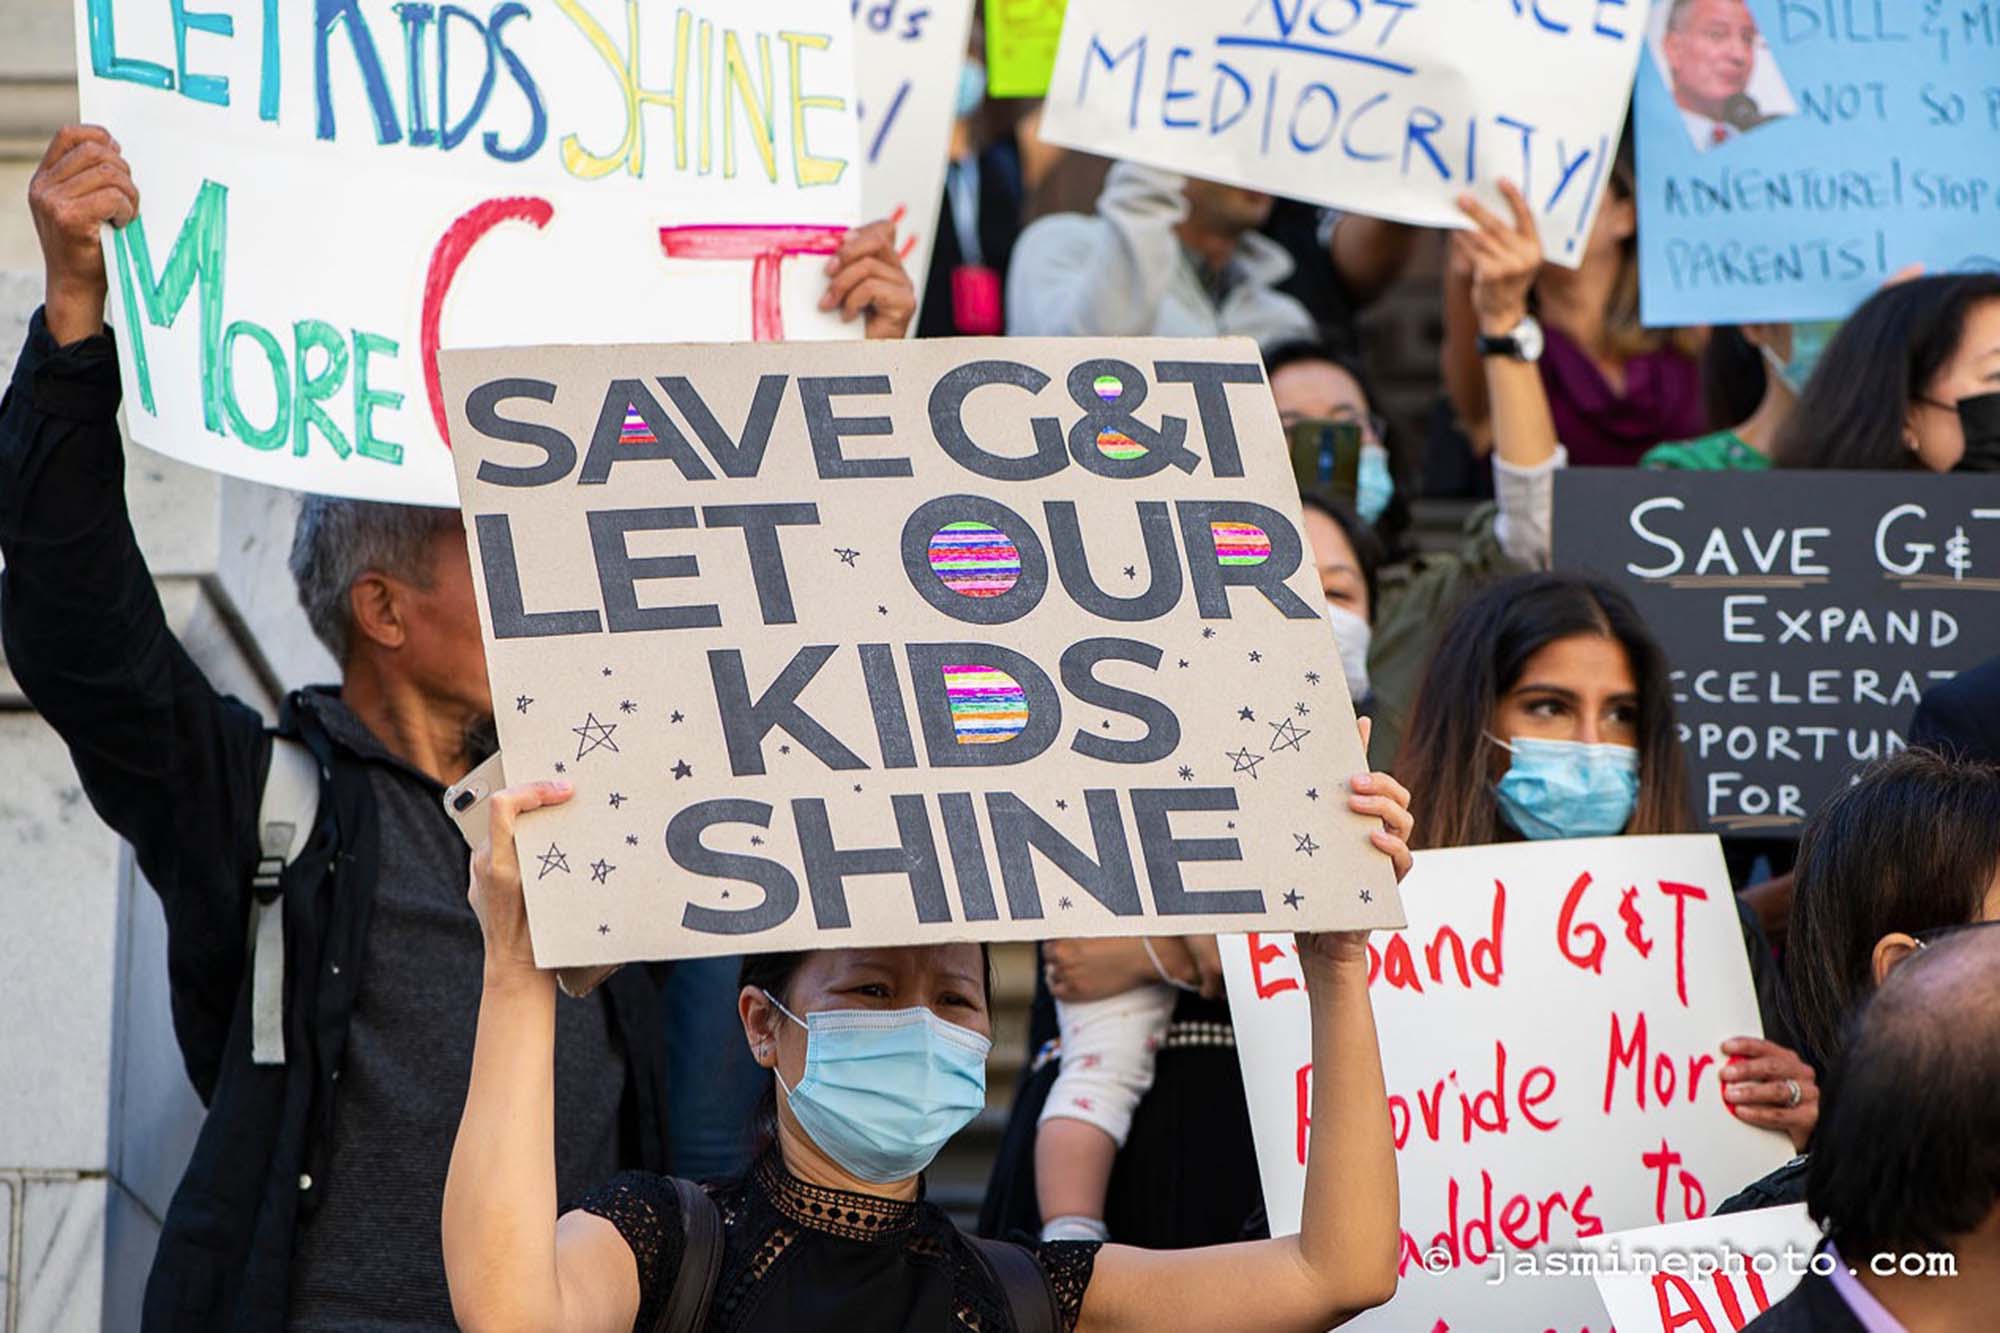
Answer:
[{"left": 1554, "top": 471, "right": 2000, "bottom": 837}]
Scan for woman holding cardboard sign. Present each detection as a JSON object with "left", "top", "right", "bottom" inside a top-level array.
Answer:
[{"left": 441, "top": 756, "right": 1414, "bottom": 1333}]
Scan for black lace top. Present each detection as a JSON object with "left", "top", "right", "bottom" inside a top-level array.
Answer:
[{"left": 575, "top": 1154, "right": 1101, "bottom": 1333}]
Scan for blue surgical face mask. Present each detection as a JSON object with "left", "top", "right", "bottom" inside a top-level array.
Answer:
[
  {"left": 765, "top": 991, "right": 990, "bottom": 1183},
  {"left": 1490, "top": 736, "right": 1640, "bottom": 841},
  {"left": 1357, "top": 442, "right": 1395, "bottom": 524},
  {"left": 1763, "top": 320, "right": 1840, "bottom": 394},
  {"left": 956, "top": 60, "right": 987, "bottom": 120}
]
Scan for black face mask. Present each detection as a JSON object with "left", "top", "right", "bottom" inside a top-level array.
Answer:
[{"left": 1955, "top": 391, "right": 2000, "bottom": 473}]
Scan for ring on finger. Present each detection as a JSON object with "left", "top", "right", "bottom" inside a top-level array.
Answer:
[{"left": 1784, "top": 1077, "right": 1801, "bottom": 1109}]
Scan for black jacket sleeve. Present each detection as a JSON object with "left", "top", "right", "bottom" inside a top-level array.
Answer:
[{"left": 0, "top": 308, "right": 272, "bottom": 1100}]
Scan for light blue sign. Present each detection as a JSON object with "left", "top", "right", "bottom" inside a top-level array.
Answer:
[{"left": 1635, "top": 0, "right": 2000, "bottom": 326}]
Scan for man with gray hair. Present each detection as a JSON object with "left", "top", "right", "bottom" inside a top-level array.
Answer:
[{"left": 2, "top": 124, "right": 916, "bottom": 1331}]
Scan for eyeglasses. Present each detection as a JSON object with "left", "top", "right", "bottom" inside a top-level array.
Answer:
[{"left": 1912, "top": 918, "right": 2000, "bottom": 948}]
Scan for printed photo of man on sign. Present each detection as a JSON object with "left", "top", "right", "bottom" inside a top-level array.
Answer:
[{"left": 1652, "top": 0, "right": 1797, "bottom": 152}]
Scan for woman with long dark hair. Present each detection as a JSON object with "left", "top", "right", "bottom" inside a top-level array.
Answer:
[
  {"left": 1772, "top": 273, "right": 2000, "bottom": 471},
  {"left": 441, "top": 764, "right": 1415, "bottom": 1333},
  {"left": 1394, "top": 571, "right": 1688, "bottom": 848},
  {"left": 1393, "top": 572, "right": 1819, "bottom": 1154}
]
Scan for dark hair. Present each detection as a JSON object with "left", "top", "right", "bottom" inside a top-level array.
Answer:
[
  {"left": 1785, "top": 749, "right": 2000, "bottom": 1068},
  {"left": 1263, "top": 339, "right": 1416, "bottom": 559},
  {"left": 1297, "top": 490, "right": 1382, "bottom": 622},
  {"left": 1701, "top": 326, "right": 1770, "bottom": 431},
  {"left": 735, "top": 946, "right": 996, "bottom": 1159},
  {"left": 1394, "top": 572, "right": 1690, "bottom": 850},
  {"left": 1806, "top": 927, "right": 2000, "bottom": 1257},
  {"left": 1773, "top": 273, "right": 2000, "bottom": 469}
]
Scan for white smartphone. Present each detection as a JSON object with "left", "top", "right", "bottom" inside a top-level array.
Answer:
[
  {"left": 442, "top": 750, "right": 508, "bottom": 849},
  {"left": 441, "top": 750, "right": 623, "bottom": 999}
]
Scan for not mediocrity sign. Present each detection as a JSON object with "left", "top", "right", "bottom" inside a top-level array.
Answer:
[
  {"left": 442, "top": 337, "right": 1403, "bottom": 965},
  {"left": 1554, "top": 470, "right": 2000, "bottom": 836},
  {"left": 1036, "top": 0, "right": 1649, "bottom": 266}
]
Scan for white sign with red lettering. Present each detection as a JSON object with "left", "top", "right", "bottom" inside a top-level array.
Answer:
[
  {"left": 1585, "top": 1205, "right": 1821, "bottom": 1333},
  {"left": 1223, "top": 835, "right": 1796, "bottom": 1333}
]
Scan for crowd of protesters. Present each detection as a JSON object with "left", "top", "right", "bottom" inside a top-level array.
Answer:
[{"left": 5, "top": 5, "right": 1999, "bottom": 1329}]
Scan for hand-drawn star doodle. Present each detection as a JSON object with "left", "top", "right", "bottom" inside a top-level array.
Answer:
[
  {"left": 619, "top": 699, "right": 638, "bottom": 714},
  {"left": 1248, "top": 650, "right": 1263, "bottom": 663},
  {"left": 1226, "top": 746, "right": 1265, "bottom": 780},
  {"left": 590, "top": 858, "right": 615, "bottom": 884},
  {"left": 1359, "top": 888, "right": 1373, "bottom": 904},
  {"left": 553, "top": 762, "right": 566, "bottom": 774},
  {"left": 1178, "top": 659, "right": 1189, "bottom": 669},
  {"left": 1305, "top": 787, "right": 1320, "bottom": 802},
  {"left": 1304, "top": 671, "right": 1322, "bottom": 686},
  {"left": 853, "top": 783, "right": 864, "bottom": 793},
  {"left": 571, "top": 712, "right": 620, "bottom": 761},
  {"left": 779, "top": 744, "right": 792, "bottom": 755},
  {"left": 1226, "top": 820, "right": 1236, "bottom": 830},
  {"left": 1294, "top": 702, "right": 1310, "bottom": 716},
  {"left": 515, "top": 694, "right": 533, "bottom": 714},
  {"left": 598, "top": 923, "right": 611, "bottom": 935},
  {"left": 670, "top": 710, "right": 685, "bottom": 724},
  {"left": 836, "top": 547, "right": 860, "bottom": 567},
  {"left": 1237, "top": 706, "right": 1256, "bottom": 722},
  {"left": 1283, "top": 889, "right": 1303, "bottom": 910},
  {"left": 750, "top": 835, "right": 765, "bottom": 847},
  {"left": 672, "top": 759, "right": 693, "bottom": 780},
  {"left": 1058, "top": 897, "right": 1074, "bottom": 911},
  {"left": 601, "top": 666, "right": 614, "bottom": 677},
  {"left": 1178, "top": 765, "right": 1195, "bottom": 781},
  {"left": 536, "top": 843, "right": 570, "bottom": 880},
  {"left": 1294, "top": 833, "right": 1321, "bottom": 857},
  {"left": 1122, "top": 565, "right": 1137, "bottom": 580},
  {"left": 1055, "top": 799, "right": 1069, "bottom": 811},
  {"left": 1100, "top": 720, "right": 1111, "bottom": 730},
  {"left": 1201, "top": 627, "right": 1216, "bottom": 640},
  {"left": 625, "top": 834, "right": 640, "bottom": 846},
  {"left": 608, "top": 792, "right": 627, "bottom": 809},
  {"left": 1268, "top": 717, "right": 1311, "bottom": 754},
  {"left": 877, "top": 605, "right": 888, "bottom": 615}
]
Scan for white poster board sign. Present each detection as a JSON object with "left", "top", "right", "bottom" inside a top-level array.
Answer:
[
  {"left": 1223, "top": 835, "right": 1795, "bottom": 1332},
  {"left": 77, "top": 0, "right": 861, "bottom": 506},
  {"left": 1587, "top": 1205, "right": 1821, "bottom": 1332},
  {"left": 1037, "top": 0, "right": 1650, "bottom": 266},
  {"left": 855, "top": 0, "right": 978, "bottom": 322}
]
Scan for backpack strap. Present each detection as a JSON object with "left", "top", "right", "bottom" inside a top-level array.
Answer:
[
  {"left": 657, "top": 1176, "right": 725, "bottom": 1333},
  {"left": 967, "top": 1235, "right": 1060, "bottom": 1333},
  {"left": 249, "top": 736, "right": 320, "bottom": 1066}
]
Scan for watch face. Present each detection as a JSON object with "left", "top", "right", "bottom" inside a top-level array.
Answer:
[{"left": 1516, "top": 316, "right": 1545, "bottom": 363}]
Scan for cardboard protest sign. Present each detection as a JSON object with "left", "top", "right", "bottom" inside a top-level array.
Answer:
[
  {"left": 1585, "top": 1205, "right": 1821, "bottom": 1333},
  {"left": 1635, "top": 0, "right": 2000, "bottom": 326},
  {"left": 1554, "top": 470, "right": 2000, "bottom": 836},
  {"left": 985, "top": 0, "right": 1068, "bottom": 99},
  {"left": 441, "top": 335, "right": 1403, "bottom": 965},
  {"left": 1223, "top": 835, "right": 1794, "bottom": 1333},
  {"left": 855, "top": 0, "right": 979, "bottom": 320},
  {"left": 1036, "top": 0, "right": 1648, "bottom": 267},
  {"left": 77, "top": 0, "right": 861, "bottom": 507}
]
